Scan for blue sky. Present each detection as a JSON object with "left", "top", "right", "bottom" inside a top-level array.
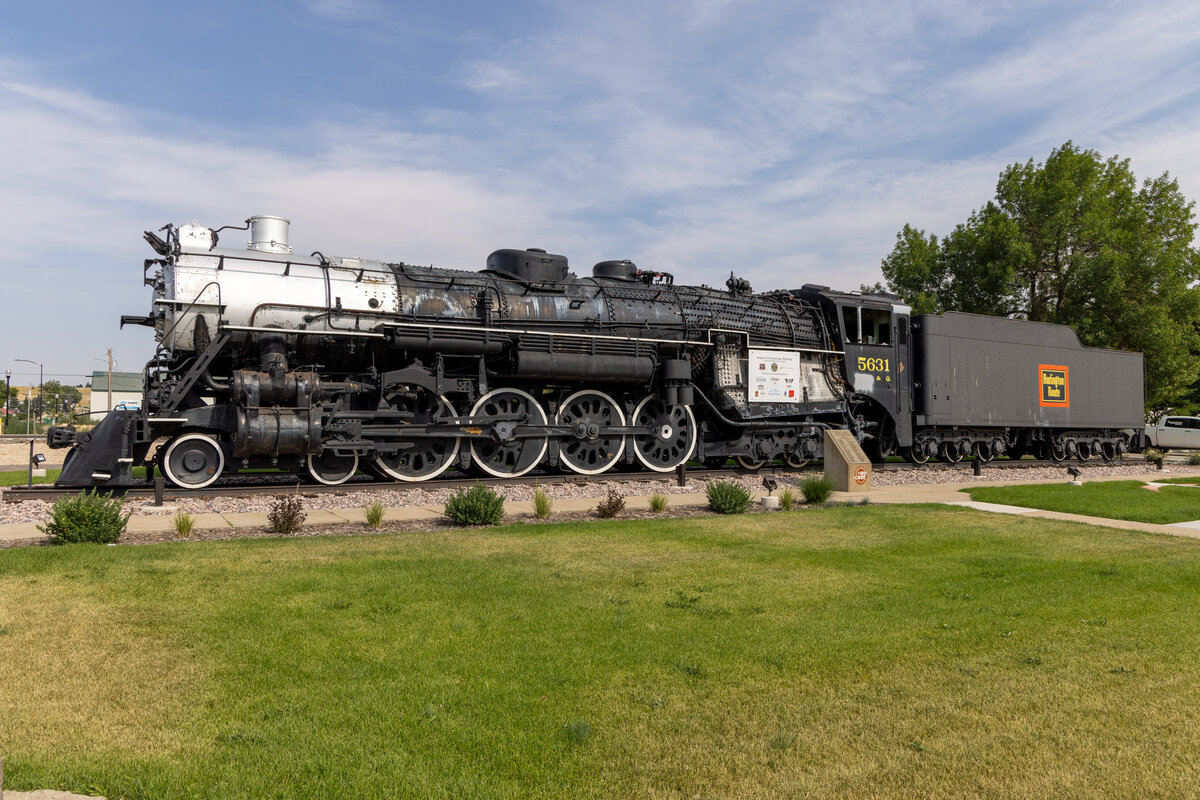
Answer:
[{"left": 2, "top": 0, "right": 1199, "bottom": 385}]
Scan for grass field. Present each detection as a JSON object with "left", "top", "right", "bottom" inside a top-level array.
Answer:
[
  {"left": 2, "top": 507, "right": 1199, "bottom": 798},
  {"left": 968, "top": 480, "right": 1200, "bottom": 524}
]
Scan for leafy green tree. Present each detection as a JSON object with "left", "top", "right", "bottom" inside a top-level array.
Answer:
[
  {"left": 880, "top": 142, "right": 1200, "bottom": 413},
  {"left": 40, "top": 381, "right": 84, "bottom": 422}
]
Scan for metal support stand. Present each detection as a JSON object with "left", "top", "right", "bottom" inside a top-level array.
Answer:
[
  {"left": 1156, "top": 458, "right": 1164, "bottom": 471},
  {"left": 27, "top": 439, "right": 33, "bottom": 488},
  {"left": 676, "top": 462, "right": 686, "bottom": 487},
  {"left": 973, "top": 459, "right": 982, "bottom": 476},
  {"left": 154, "top": 476, "right": 165, "bottom": 506}
]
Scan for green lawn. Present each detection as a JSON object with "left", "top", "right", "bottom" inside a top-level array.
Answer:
[
  {"left": 2, "top": 508, "right": 1200, "bottom": 798},
  {"left": 968, "top": 480, "right": 1200, "bottom": 524}
]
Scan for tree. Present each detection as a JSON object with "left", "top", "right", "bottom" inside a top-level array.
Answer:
[
  {"left": 40, "top": 381, "right": 83, "bottom": 423},
  {"left": 880, "top": 142, "right": 1200, "bottom": 413}
]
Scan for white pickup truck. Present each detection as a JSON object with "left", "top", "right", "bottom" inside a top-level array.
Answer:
[{"left": 1145, "top": 415, "right": 1200, "bottom": 450}]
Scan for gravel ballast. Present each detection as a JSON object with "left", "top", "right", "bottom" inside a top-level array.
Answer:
[{"left": 0, "top": 461, "right": 1189, "bottom": 527}]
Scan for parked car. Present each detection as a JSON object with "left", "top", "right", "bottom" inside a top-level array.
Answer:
[{"left": 1145, "top": 415, "right": 1200, "bottom": 450}]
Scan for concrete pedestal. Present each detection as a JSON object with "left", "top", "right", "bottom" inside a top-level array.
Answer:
[{"left": 824, "top": 430, "right": 871, "bottom": 492}]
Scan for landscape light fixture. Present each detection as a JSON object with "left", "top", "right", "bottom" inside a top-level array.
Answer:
[{"left": 762, "top": 476, "right": 779, "bottom": 496}]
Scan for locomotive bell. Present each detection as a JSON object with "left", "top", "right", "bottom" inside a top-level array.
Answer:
[{"left": 247, "top": 215, "right": 292, "bottom": 254}]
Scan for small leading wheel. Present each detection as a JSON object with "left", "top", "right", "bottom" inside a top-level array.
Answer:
[
  {"left": 371, "top": 394, "right": 460, "bottom": 482},
  {"left": 735, "top": 455, "right": 768, "bottom": 470},
  {"left": 783, "top": 452, "right": 810, "bottom": 469},
  {"left": 162, "top": 432, "right": 225, "bottom": 489},
  {"left": 973, "top": 442, "right": 994, "bottom": 463},
  {"left": 938, "top": 441, "right": 964, "bottom": 464},
  {"left": 631, "top": 395, "right": 697, "bottom": 472},
  {"left": 305, "top": 451, "right": 360, "bottom": 485},
  {"left": 470, "top": 388, "right": 549, "bottom": 478},
  {"left": 556, "top": 390, "right": 625, "bottom": 476}
]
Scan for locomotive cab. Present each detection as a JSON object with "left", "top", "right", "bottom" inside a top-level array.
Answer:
[{"left": 801, "top": 286, "right": 913, "bottom": 461}]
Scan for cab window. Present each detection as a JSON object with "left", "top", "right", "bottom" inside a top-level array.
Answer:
[
  {"left": 861, "top": 307, "right": 892, "bottom": 345},
  {"left": 841, "top": 307, "right": 860, "bottom": 343}
]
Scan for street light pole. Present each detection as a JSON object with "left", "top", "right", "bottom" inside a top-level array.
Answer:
[
  {"left": 3, "top": 369, "right": 10, "bottom": 433},
  {"left": 15, "top": 359, "right": 43, "bottom": 433}
]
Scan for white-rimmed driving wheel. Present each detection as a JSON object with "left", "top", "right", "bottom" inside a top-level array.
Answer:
[
  {"left": 631, "top": 395, "right": 697, "bottom": 472},
  {"left": 371, "top": 394, "right": 460, "bottom": 482},
  {"left": 162, "top": 432, "right": 225, "bottom": 489},
  {"left": 305, "top": 451, "right": 360, "bottom": 486},
  {"left": 556, "top": 390, "right": 625, "bottom": 476},
  {"left": 735, "top": 455, "right": 767, "bottom": 469},
  {"left": 469, "top": 388, "right": 548, "bottom": 478}
]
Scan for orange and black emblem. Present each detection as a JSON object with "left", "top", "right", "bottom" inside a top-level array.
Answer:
[{"left": 1038, "top": 364, "right": 1069, "bottom": 407}]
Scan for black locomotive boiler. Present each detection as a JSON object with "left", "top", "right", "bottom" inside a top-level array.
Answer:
[{"left": 49, "top": 215, "right": 1145, "bottom": 488}]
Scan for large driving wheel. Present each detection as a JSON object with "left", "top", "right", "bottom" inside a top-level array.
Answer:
[
  {"left": 162, "top": 432, "right": 225, "bottom": 489},
  {"left": 305, "top": 451, "right": 360, "bottom": 486},
  {"left": 556, "top": 390, "right": 625, "bottom": 476},
  {"left": 631, "top": 396, "right": 697, "bottom": 472},
  {"left": 371, "top": 394, "right": 460, "bottom": 482},
  {"left": 865, "top": 422, "right": 896, "bottom": 464},
  {"left": 470, "top": 388, "right": 548, "bottom": 478}
]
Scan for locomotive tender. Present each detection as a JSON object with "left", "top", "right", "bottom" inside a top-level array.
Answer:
[{"left": 50, "top": 215, "right": 1145, "bottom": 488}]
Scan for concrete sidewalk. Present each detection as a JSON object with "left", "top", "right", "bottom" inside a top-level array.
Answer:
[{"left": 4, "top": 470, "right": 1200, "bottom": 545}]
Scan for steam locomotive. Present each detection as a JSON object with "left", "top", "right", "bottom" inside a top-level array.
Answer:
[{"left": 49, "top": 215, "right": 1145, "bottom": 488}]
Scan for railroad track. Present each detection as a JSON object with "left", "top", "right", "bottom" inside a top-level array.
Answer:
[{"left": 1, "top": 458, "right": 1129, "bottom": 503}]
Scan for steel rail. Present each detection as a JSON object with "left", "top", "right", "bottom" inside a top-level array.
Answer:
[{"left": 2, "top": 458, "right": 1120, "bottom": 504}]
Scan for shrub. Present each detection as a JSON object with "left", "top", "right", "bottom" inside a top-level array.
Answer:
[
  {"left": 533, "top": 486, "right": 553, "bottom": 519},
  {"left": 1189, "top": 453, "right": 1200, "bottom": 466},
  {"left": 38, "top": 489, "right": 130, "bottom": 544},
  {"left": 1143, "top": 447, "right": 1165, "bottom": 463},
  {"left": 172, "top": 510, "right": 195, "bottom": 537},
  {"left": 364, "top": 499, "right": 385, "bottom": 529},
  {"left": 444, "top": 484, "right": 506, "bottom": 525},
  {"left": 800, "top": 475, "right": 835, "bottom": 505},
  {"left": 595, "top": 488, "right": 625, "bottom": 518},
  {"left": 268, "top": 494, "right": 306, "bottom": 534},
  {"left": 706, "top": 480, "right": 751, "bottom": 514},
  {"left": 778, "top": 486, "right": 797, "bottom": 511},
  {"left": 649, "top": 492, "right": 669, "bottom": 513}
]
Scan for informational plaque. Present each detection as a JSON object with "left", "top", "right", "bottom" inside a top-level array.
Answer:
[{"left": 748, "top": 348, "right": 801, "bottom": 404}]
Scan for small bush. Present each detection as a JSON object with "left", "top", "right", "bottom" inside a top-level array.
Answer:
[
  {"left": 364, "top": 499, "right": 385, "bottom": 529},
  {"left": 706, "top": 480, "right": 751, "bottom": 514},
  {"left": 268, "top": 494, "right": 306, "bottom": 534},
  {"left": 1189, "top": 453, "right": 1200, "bottom": 466},
  {"left": 1143, "top": 447, "right": 1165, "bottom": 462},
  {"left": 800, "top": 475, "right": 835, "bottom": 505},
  {"left": 444, "top": 484, "right": 506, "bottom": 525},
  {"left": 595, "top": 488, "right": 625, "bottom": 518},
  {"left": 564, "top": 719, "right": 591, "bottom": 746},
  {"left": 38, "top": 489, "right": 130, "bottom": 544},
  {"left": 778, "top": 486, "right": 797, "bottom": 511},
  {"left": 533, "top": 486, "right": 553, "bottom": 519},
  {"left": 649, "top": 492, "right": 669, "bottom": 513},
  {"left": 172, "top": 510, "right": 195, "bottom": 537}
]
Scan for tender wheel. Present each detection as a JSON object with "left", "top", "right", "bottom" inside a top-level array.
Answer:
[
  {"left": 470, "top": 388, "right": 549, "bottom": 478},
  {"left": 305, "top": 451, "right": 360, "bottom": 486},
  {"left": 1042, "top": 441, "right": 1068, "bottom": 462},
  {"left": 938, "top": 441, "right": 963, "bottom": 464},
  {"left": 1076, "top": 442, "right": 1093, "bottom": 462},
  {"left": 973, "top": 442, "right": 994, "bottom": 463},
  {"left": 162, "top": 433, "right": 225, "bottom": 489},
  {"left": 783, "top": 452, "right": 810, "bottom": 469},
  {"left": 903, "top": 445, "right": 931, "bottom": 465},
  {"left": 371, "top": 394, "right": 460, "bottom": 482},
  {"left": 735, "top": 455, "right": 768, "bottom": 470},
  {"left": 1100, "top": 442, "right": 1118, "bottom": 462},
  {"left": 555, "top": 390, "right": 625, "bottom": 476},
  {"left": 631, "top": 396, "right": 697, "bottom": 472}
]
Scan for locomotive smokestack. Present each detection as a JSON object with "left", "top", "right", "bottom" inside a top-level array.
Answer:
[{"left": 247, "top": 215, "right": 292, "bottom": 254}]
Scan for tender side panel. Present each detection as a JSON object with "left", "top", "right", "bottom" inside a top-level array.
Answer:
[{"left": 914, "top": 312, "right": 1144, "bottom": 429}]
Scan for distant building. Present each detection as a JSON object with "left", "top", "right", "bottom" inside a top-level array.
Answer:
[{"left": 89, "top": 371, "right": 144, "bottom": 419}]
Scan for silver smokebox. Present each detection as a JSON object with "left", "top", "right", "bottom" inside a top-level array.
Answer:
[{"left": 247, "top": 215, "right": 292, "bottom": 254}]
